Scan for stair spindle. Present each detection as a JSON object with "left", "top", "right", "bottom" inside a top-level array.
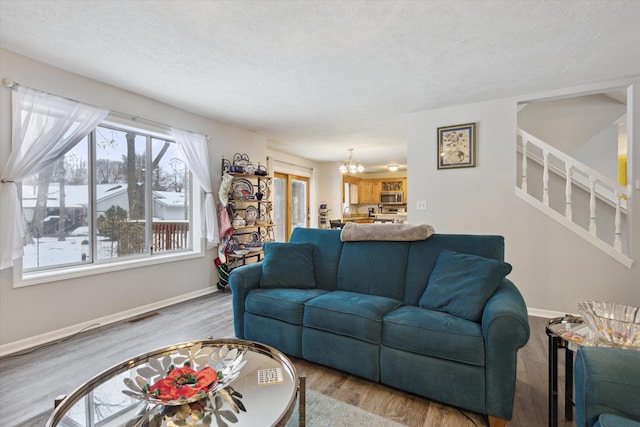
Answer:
[
  {"left": 565, "top": 164, "right": 572, "bottom": 220},
  {"left": 543, "top": 151, "right": 549, "bottom": 206},
  {"left": 521, "top": 138, "right": 528, "bottom": 192},
  {"left": 614, "top": 191, "right": 622, "bottom": 252},
  {"left": 589, "top": 178, "right": 597, "bottom": 236}
]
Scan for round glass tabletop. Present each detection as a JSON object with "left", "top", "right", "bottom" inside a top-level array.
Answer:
[{"left": 46, "top": 338, "right": 298, "bottom": 427}]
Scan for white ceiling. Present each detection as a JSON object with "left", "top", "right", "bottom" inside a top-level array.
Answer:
[{"left": 1, "top": 1, "right": 639, "bottom": 172}]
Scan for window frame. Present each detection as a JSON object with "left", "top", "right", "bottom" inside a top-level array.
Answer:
[{"left": 15, "top": 118, "right": 203, "bottom": 288}]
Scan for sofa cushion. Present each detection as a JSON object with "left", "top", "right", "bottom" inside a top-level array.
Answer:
[
  {"left": 404, "top": 234, "right": 505, "bottom": 306},
  {"left": 419, "top": 250, "right": 512, "bottom": 322},
  {"left": 304, "top": 291, "right": 402, "bottom": 344},
  {"left": 337, "top": 241, "right": 410, "bottom": 300},
  {"left": 260, "top": 242, "right": 316, "bottom": 288},
  {"left": 383, "top": 305, "right": 485, "bottom": 366},
  {"left": 246, "top": 288, "right": 327, "bottom": 324},
  {"left": 290, "top": 228, "right": 343, "bottom": 291}
]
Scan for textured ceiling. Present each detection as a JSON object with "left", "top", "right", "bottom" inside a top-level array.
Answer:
[{"left": 1, "top": 0, "right": 639, "bottom": 172}]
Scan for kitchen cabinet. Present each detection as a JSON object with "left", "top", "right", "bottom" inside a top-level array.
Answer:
[
  {"left": 343, "top": 176, "right": 407, "bottom": 205},
  {"left": 358, "top": 180, "right": 374, "bottom": 204},
  {"left": 380, "top": 179, "right": 408, "bottom": 203},
  {"left": 380, "top": 179, "right": 403, "bottom": 192}
]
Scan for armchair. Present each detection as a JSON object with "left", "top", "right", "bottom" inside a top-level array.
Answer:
[{"left": 574, "top": 346, "right": 640, "bottom": 427}]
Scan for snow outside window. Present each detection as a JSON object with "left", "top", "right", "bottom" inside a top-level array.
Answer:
[{"left": 21, "top": 123, "right": 194, "bottom": 275}]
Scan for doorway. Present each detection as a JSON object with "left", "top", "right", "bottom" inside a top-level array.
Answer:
[{"left": 273, "top": 173, "right": 310, "bottom": 242}]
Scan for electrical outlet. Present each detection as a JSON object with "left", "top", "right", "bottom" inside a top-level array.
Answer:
[
  {"left": 416, "top": 200, "right": 427, "bottom": 211},
  {"left": 635, "top": 179, "right": 640, "bottom": 190}
]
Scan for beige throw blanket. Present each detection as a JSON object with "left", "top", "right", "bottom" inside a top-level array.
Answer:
[{"left": 340, "top": 222, "right": 435, "bottom": 242}]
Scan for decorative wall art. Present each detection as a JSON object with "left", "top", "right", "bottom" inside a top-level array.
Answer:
[{"left": 437, "top": 122, "right": 476, "bottom": 169}]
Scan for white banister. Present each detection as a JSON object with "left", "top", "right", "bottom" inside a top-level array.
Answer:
[
  {"left": 521, "top": 137, "right": 528, "bottom": 192},
  {"left": 565, "top": 163, "right": 572, "bottom": 220},
  {"left": 543, "top": 151, "right": 550, "bottom": 206},
  {"left": 518, "top": 129, "right": 628, "bottom": 196},
  {"left": 515, "top": 128, "right": 632, "bottom": 268}
]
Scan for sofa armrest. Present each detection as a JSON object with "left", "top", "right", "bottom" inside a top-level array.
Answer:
[
  {"left": 481, "top": 278, "right": 530, "bottom": 420},
  {"left": 229, "top": 263, "right": 262, "bottom": 339},
  {"left": 575, "top": 346, "right": 640, "bottom": 427}
]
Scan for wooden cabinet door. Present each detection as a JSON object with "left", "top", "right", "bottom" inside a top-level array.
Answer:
[{"left": 359, "top": 180, "right": 373, "bottom": 204}]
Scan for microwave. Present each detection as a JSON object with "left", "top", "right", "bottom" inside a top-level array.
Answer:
[{"left": 380, "top": 191, "right": 404, "bottom": 205}]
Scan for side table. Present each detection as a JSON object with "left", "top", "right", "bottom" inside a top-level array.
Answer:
[{"left": 545, "top": 316, "right": 589, "bottom": 427}]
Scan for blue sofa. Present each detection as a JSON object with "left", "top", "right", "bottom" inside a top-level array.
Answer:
[
  {"left": 575, "top": 346, "right": 640, "bottom": 427},
  {"left": 230, "top": 228, "right": 530, "bottom": 426}
]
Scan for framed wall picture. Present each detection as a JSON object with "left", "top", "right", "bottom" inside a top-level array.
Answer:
[{"left": 437, "top": 122, "right": 476, "bottom": 169}]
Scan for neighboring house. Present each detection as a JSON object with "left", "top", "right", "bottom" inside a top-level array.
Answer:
[
  {"left": 153, "top": 191, "right": 187, "bottom": 221},
  {"left": 21, "top": 183, "right": 186, "bottom": 236},
  {"left": 95, "top": 184, "right": 130, "bottom": 216}
]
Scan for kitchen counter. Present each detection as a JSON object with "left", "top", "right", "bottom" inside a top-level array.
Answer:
[
  {"left": 374, "top": 213, "right": 407, "bottom": 223},
  {"left": 341, "top": 215, "right": 374, "bottom": 223},
  {"left": 340, "top": 213, "right": 407, "bottom": 224},
  {"left": 375, "top": 213, "right": 407, "bottom": 218}
]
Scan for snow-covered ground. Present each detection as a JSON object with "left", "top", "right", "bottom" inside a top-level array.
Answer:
[{"left": 23, "top": 235, "right": 119, "bottom": 269}]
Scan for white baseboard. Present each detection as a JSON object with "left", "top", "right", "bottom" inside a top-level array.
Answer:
[
  {"left": 0, "top": 288, "right": 217, "bottom": 358},
  {"left": 527, "top": 307, "right": 574, "bottom": 319},
  {"left": 0, "top": 296, "right": 574, "bottom": 358}
]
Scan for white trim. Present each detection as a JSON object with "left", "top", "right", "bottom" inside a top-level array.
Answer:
[
  {"left": 15, "top": 246, "right": 204, "bottom": 288},
  {"left": 0, "top": 288, "right": 218, "bottom": 357},
  {"left": 0, "top": 298, "right": 582, "bottom": 357},
  {"left": 527, "top": 307, "right": 573, "bottom": 319},
  {"left": 515, "top": 188, "right": 633, "bottom": 268}
]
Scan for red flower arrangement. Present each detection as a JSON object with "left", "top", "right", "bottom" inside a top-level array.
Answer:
[{"left": 148, "top": 362, "right": 218, "bottom": 401}]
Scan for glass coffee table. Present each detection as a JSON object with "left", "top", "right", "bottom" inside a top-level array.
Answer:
[{"left": 46, "top": 338, "right": 304, "bottom": 426}]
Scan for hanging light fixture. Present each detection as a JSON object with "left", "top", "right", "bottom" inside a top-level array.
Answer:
[{"left": 339, "top": 148, "right": 365, "bottom": 174}]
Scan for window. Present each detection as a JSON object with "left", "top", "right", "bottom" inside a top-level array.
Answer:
[{"left": 21, "top": 121, "right": 194, "bottom": 275}]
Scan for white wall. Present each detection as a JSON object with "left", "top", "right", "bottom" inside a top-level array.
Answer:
[
  {"left": 572, "top": 124, "right": 619, "bottom": 181},
  {"left": 0, "top": 49, "right": 266, "bottom": 348},
  {"left": 518, "top": 94, "right": 625, "bottom": 182},
  {"left": 407, "top": 79, "right": 640, "bottom": 314},
  {"left": 316, "top": 162, "right": 344, "bottom": 224}
]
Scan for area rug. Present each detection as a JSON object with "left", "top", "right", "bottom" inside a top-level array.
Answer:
[
  {"left": 286, "top": 389, "right": 406, "bottom": 427},
  {"left": 20, "top": 389, "right": 406, "bottom": 427}
]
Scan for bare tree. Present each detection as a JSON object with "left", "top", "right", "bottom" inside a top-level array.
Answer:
[
  {"left": 125, "top": 133, "right": 145, "bottom": 220},
  {"left": 96, "top": 159, "right": 122, "bottom": 184},
  {"left": 64, "top": 154, "right": 88, "bottom": 185}
]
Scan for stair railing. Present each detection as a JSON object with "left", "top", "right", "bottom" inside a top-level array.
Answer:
[{"left": 517, "top": 128, "right": 632, "bottom": 267}]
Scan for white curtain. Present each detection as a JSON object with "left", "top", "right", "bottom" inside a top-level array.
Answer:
[
  {"left": 0, "top": 86, "right": 108, "bottom": 269},
  {"left": 171, "top": 128, "right": 219, "bottom": 249}
]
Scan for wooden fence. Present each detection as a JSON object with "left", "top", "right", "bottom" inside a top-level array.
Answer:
[{"left": 117, "top": 221, "right": 189, "bottom": 255}]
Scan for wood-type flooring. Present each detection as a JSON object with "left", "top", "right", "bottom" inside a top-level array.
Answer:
[{"left": 0, "top": 291, "right": 573, "bottom": 426}]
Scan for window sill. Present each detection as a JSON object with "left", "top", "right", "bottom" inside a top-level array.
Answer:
[{"left": 15, "top": 249, "right": 205, "bottom": 288}]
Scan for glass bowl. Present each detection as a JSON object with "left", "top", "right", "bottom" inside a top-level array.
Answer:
[{"left": 577, "top": 301, "right": 640, "bottom": 349}]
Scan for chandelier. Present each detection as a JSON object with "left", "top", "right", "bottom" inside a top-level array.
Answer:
[{"left": 338, "top": 148, "right": 365, "bottom": 174}]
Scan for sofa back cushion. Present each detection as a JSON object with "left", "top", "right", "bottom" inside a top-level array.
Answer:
[
  {"left": 290, "top": 228, "right": 343, "bottom": 290},
  {"left": 260, "top": 242, "right": 316, "bottom": 288},
  {"left": 404, "top": 234, "right": 505, "bottom": 306},
  {"left": 418, "top": 250, "right": 512, "bottom": 322},
  {"left": 337, "top": 241, "right": 410, "bottom": 300}
]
